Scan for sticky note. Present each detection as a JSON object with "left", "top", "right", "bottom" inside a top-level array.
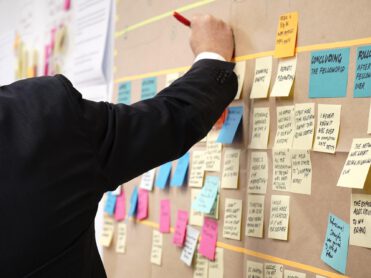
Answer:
[
  {"left": 128, "top": 186, "right": 139, "bottom": 217},
  {"left": 293, "top": 103, "right": 315, "bottom": 150},
  {"left": 104, "top": 192, "right": 117, "bottom": 216},
  {"left": 354, "top": 46, "right": 371, "bottom": 97},
  {"left": 173, "top": 210, "right": 189, "bottom": 247},
  {"left": 234, "top": 61, "right": 246, "bottom": 99},
  {"left": 274, "top": 105, "right": 295, "bottom": 149},
  {"left": 192, "top": 176, "right": 220, "bottom": 213},
  {"left": 249, "top": 107, "right": 270, "bottom": 149},
  {"left": 321, "top": 213, "right": 349, "bottom": 274},
  {"left": 250, "top": 56, "right": 273, "bottom": 99},
  {"left": 205, "top": 195, "right": 220, "bottom": 220},
  {"left": 193, "top": 250, "right": 209, "bottom": 277},
  {"left": 246, "top": 194, "right": 265, "bottom": 238},
  {"left": 199, "top": 217, "right": 218, "bottom": 260},
  {"left": 350, "top": 193, "right": 371, "bottom": 248},
  {"left": 140, "top": 169, "right": 155, "bottom": 191},
  {"left": 171, "top": 152, "right": 190, "bottom": 187},
  {"left": 114, "top": 191, "right": 126, "bottom": 221},
  {"left": 155, "top": 162, "right": 172, "bottom": 189},
  {"left": 216, "top": 106, "right": 243, "bottom": 144},
  {"left": 117, "top": 81, "right": 131, "bottom": 104},
  {"left": 136, "top": 189, "right": 148, "bottom": 220},
  {"left": 208, "top": 247, "right": 224, "bottom": 278},
  {"left": 270, "top": 56, "right": 297, "bottom": 97},
  {"left": 205, "top": 141, "right": 222, "bottom": 172},
  {"left": 100, "top": 216, "right": 115, "bottom": 247},
  {"left": 165, "top": 72, "right": 180, "bottom": 87},
  {"left": 221, "top": 149, "right": 240, "bottom": 189},
  {"left": 115, "top": 222, "right": 127, "bottom": 254},
  {"left": 246, "top": 260, "right": 264, "bottom": 278},
  {"left": 337, "top": 138, "right": 371, "bottom": 189},
  {"left": 268, "top": 195, "right": 290, "bottom": 240},
  {"left": 274, "top": 12, "right": 298, "bottom": 58},
  {"left": 222, "top": 198, "right": 242, "bottom": 240},
  {"left": 150, "top": 230, "right": 163, "bottom": 266},
  {"left": 180, "top": 225, "right": 200, "bottom": 266},
  {"left": 189, "top": 189, "right": 204, "bottom": 226},
  {"left": 309, "top": 48, "right": 350, "bottom": 98},
  {"left": 189, "top": 150, "right": 206, "bottom": 188},
  {"left": 159, "top": 199, "right": 171, "bottom": 233},
  {"left": 290, "top": 150, "right": 312, "bottom": 195},
  {"left": 248, "top": 152, "right": 268, "bottom": 194},
  {"left": 265, "top": 263, "right": 284, "bottom": 278},
  {"left": 141, "top": 77, "right": 157, "bottom": 100},
  {"left": 272, "top": 149, "right": 291, "bottom": 192},
  {"left": 284, "top": 270, "right": 306, "bottom": 278}
]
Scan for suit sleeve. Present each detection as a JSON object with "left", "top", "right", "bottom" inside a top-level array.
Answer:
[{"left": 60, "top": 59, "right": 237, "bottom": 191}]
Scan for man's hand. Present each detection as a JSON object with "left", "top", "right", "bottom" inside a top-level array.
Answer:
[{"left": 190, "top": 14, "right": 234, "bottom": 62}]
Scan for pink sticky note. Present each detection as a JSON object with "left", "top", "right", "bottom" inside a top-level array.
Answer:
[
  {"left": 199, "top": 217, "right": 218, "bottom": 260},
  {"left": 136, "top": 189, "right": 148, "bottom": 220},
  {"left": 172, "top": 210, "right": 189, "bottom": 246},
  {"left": 64, "top": 0, "right": 71, "bottom": 11},
  {"left": 159, "top": 199, "right": 171, "bottom": 233},
  {"left": 114, "top": 190, "right": 126, "bottom": 221}
]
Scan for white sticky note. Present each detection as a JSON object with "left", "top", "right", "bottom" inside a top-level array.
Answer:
[
  {"left": 284, "top": 270, "right": 306, "bottom": 278},
  {"left": 292, "top": 103, "right": 315, "bottom": 150},
  {"left": 337, "top": 138, "right": 371, "bottom": 189},
  {"left": 268, "top": 195, "right": 290, "bottom": 241},
  {"left": 193, "top": 250, "right": 209, "bottom": 278},
  {"left": 265, "top": 263, "right": 284, "bottom": 278},
  {"left": 181, "top": 225, "right": 200, "bottom": 266},
  {"left": 115, "top": 222, "right": 127, "bottom": 254},
  {"left": 290, "top": 150, "right": 312, "bottom": 195},
  {"left": 222, "top": 198, "right": 242, "bottom": 240},
  {"left": 313, "top": 104, "right": 341, "bottom": 153},
  {"left": 140, "top": 169, "right": 155, "bottom": 191},
  {"left": 274, "top": 105, "right": 295, "bottom": 149},
  {"left": 246, "top": 194, "right": 265, "bottom": 238},
  {"left": 270, "top": 56, "right": 297, "bottom": 97},
  {"left": 248, "top": 152, "right": 268, "bottom": 194},
  {"left": 100, "top": 217, "right": 115, "bottom": 247},
  {"left": 250, "top": 56, "right": 273, "bottom": 99},
  {"left": 190, "top": 189, "right": 204, "bottom": 226},
  {"left": 221, "top": 149, "right": 240, "bottom": 189},
  {"left": 368, "top": 101, "right": 371, "bottom": 134},
  {"left": 150, "top": 230, "right": 163, "bottom": 266},
  {"left": 189, "top": 150, "right": 206, "bottom": 188},
  {"left": 246, "top": 260, "right": 264, "bottom": 278},
  {"left": 350, "top": 193, "right": 371, "bottom": 248},
  {"left": 234, "top": 61, "right": 246, "bottom": 99},
  {"left": 205, "top": 141, "right": 222, "bottom": 172},
  {"left": 249, "top": 107, "right": 270, "bottom": 149},
  {"left": 272, "top": 149, "right": 291, "bottom": 192},
  {"left": 208, "top": 247, "right": 224, "bottom": 278},
  {"left": 165, "top": 72, "right": 180, "bottom": 87}
]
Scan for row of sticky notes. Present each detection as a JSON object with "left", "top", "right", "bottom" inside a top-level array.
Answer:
[{"left": 247, "top": 260, "right": 312, "bottom": 278}]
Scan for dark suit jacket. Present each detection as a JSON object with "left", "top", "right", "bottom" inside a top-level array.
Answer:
[{"left": 0, "top": 59, "right": 237, "bottom": 277}]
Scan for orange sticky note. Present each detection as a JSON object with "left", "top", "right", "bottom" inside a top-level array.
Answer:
[{"left": 274, "top": 12, "right": 298, "bottom": 58}]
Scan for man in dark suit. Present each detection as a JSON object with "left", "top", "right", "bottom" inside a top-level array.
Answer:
[{"left": 1, "top": 15, "right": 237, "bottom": 277}]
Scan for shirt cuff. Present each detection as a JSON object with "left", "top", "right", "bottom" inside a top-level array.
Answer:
[{"left": 194, "top": 52, "right": 226, "bottom": 63}]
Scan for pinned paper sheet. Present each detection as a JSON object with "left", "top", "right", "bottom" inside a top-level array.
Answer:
[
  {"left": 190, "top": 189, "right": 203, "bottom": 226},
  {"left": 104, "top": 192, "right": 117, "bottom": 215},
  {"left": 171, "top": 152, "right": 190, "bottom": 187},
  {"left": 354, "top": 46, "right": 371, "bottom": 97},
  {"left": 117, "top": 81, "right": 131, "bottom": 104},
  {"left": 217, "top": 106, "right": 243, "bottom": 144},
  {"left": 337, "top": 138, "right": 371, "bottom": 189},
  {"left": 274, "top": 12, "right": 298, "bottom": 58},
  {"left": 115, "top": 222, "right": 127, "bottom": 254},
  {"left": 159, "top": 199, "right": 171, "bottom": 233},
  {"left": 221, "top": 149, "right": 240, "bottom": 189},
  {"left": 249, "top": 107, "right": 270, "bottom": 149},
  {"left": 180, "top": 225, "right": 200, "bottom": 266},
  {"left": 193, "top": 251, "right": 209, "bottom": 278},
  {"left": 150, "top": 230, "right": 163, "bottom": 266},
  {"left": 248, "top": 152, "right": 268, "bottom": 194},
  {"left": 234, "top": 61, "right": 246, "bottom": 99},
  {"left": 189, "top": 150, "right": 206, "bottom": 188},
  {"left": 265, "top": 263, "right": 284, "bottom": 278},
  {"left": 114, "top": 191, "right": 126, "bottom": 221},
  {"left": 140, "top": 169, "right": 155, "bottom": 191},
  {"left": 100, "top": 217, "right": 115, "bottom": 247},
  {"left": 192, "top": 176, "right": 220, "bottom": 213},
  {"left": 350, "top": 193, "right": 371, "bottom": 248},
  {"left": 137, "top": 189, "right": 148, "bottom": 220},
  {"left": 272, "top": 149, "right": 291, "bottom": 192},
  {"left": 250, "top": 56, "right": 273, "bottom": 99},
  {"left": 246, "top": 260, "right": 263, "bottom": 278},
  {"left": 199, "top": 217, "right": 218, "bottom": 260},
  {"left": 268, "top": 195, "right": 290, "bottom": 240},
  {"left": 270, "top": 56, "right": 297, "bottom": 97},
  {"left": 165, "top": 72, "right": 180, "bottom": 87},
  {"left": 141, "top": 77, "right": 157, "bottom": 100},
  {"left": 222, "top": 198, "right": 242, "bottom": 240},
  {"left": 290, "top": 150, "right": 312, "bottom": 195},
  {"left": 309, "top": 48, "right": 350, "bottom": 98},
  {"left": 293, "top": 103, "right": 315, "bottom": 150},
  {"left": 128, "top": 186, "right": 139, "bottom": 217},
  {"left": 284, "top": 270, "right": 306, "bottom": 278},
  {"left": 321, "top": 213, "right": 349, "bottom": 274},
  {"left": 274, "top": 105, "right": 295, "bottom": 149},
  {"left": 246, "top": 194, "right": 265, "bottom": 238},
  {"left": 155, "top": 162, "right": 172, "bottom": 189},
  {"left": 173, "top": 210, "right": 188, "bottom": 247},
  {"left": 205, "top": 141, "right": 222, "bottom": 172},
  {"left": 208, "top": 247, "right": 224, "bottom": 278}
]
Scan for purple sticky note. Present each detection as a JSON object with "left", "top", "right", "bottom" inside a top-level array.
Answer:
[
  {"left": 172, "top": 210, "right": 189, "bottom": 247},
  {"left": 136, "top": 189, "right": 149, "bottom": 220},
  {"left": 159, "top": 199, "right": 171, "bottom": 233},
  {"left": 199, "top": 217, "right": 218, "bottom": 260},
  {"left": 114, "top": 190, "right": 126, "bottom": 221}
]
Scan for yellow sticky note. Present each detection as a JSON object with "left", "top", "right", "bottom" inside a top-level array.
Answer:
[
  {"left": 270, "top": 56, "right": 297, "bottom": 97},
  {"left": 205, "top": 141, "right": 222, "bottom": 172},
  {"left": 221, "top": 149, "right": 240, "bottom": 189},
  {"left": 313, "top": 104, "right": 341, "bottom": 153},
  {"left": 268, "top": 195, "right": 290, "bottom": 241},
  {"left": 234, "top": 61, "right": 246, "bottom": 99},
  {"left": 150, "top": 230, "right": 163, "bottom": 266},
  {"left": 249, "top": 107, "right": 270, "bottom": 149},
  {"left": 292, "top": 103, "right": 315, "bottom": 150},
  {"left": 272, "top": 149, "right": 291, "bottom": 192},
  {"left": 222, "top": 198, "right": 242, "bottom": 240},
  {"left": 246, "top": 194, "right": 265, "bottom": 238},
  {"left": 350, "top": 193, "right": 371, "bottom": 248},
  {"left": 284, "top": 269, "right": 306, "bottom": 278},
  {"left": 250, "top": 56, "right": 273, "bottom": 99},
  {"left": 165, "top": 72, "right": 180, "bottom": 87},
  {"left": 115, "top": 222, "right": 127, "bottom": 253},
  {"left": 189, "top": 150, "right": 206, "bottom": 188},
  {"left": 337, "top": 138, "right": 371, "bottom": 189},
  {"left": 274, "top": 12, "right": 299, "bottom": 58},
  {"left": 100, "top": 217, "right": 115, "bottom": 247},
  {"left": 194, "top": 250, "right": 209, "bottom": 278},
  {"left": 274, "top": 105, "right": 295, "bottom": 149},
  {"left": 246, "top": 260, "right": 264, "bottom": 278},
  {"left": 265, "top": 263, "right": 284, "bottom": 278},
  {"left": 290, "top": 150, "right": 312, "bottom": 195},
  {"left": 208, "top": 248, "right": 223, "bottom": 278},
  {"left": 190, "top": 189, "right": 204, "bottom": 226},
  {"left": 248, "top": 152, "right": 268, "bottom": 194}
]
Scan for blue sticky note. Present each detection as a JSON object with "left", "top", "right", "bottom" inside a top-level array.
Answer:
[
  {"left": 128, "top": 186, "right": 139, "bottom": 217},
  {"left": 309, "top": 48, "right": 350, "bottom": 98},
  {"left": 216, "top": 106, "right": 243, "bottom": 144},
  {"left": 171, "top": 152, "right": 190, "bottom": 187},
  {"left": 141, "top": 77, "right": 157, "bottom": 100},
  {"left": 354, "top": 46, "right": 371, "bottom": 97},
  {"left": 192, "top": 176, "right": 219, "bottom": 213},
  {"left": 104, "top": 192, "right": 117, "bottom": 215},
  {"left": 118, "top": 81, "right": 131, "bottom": 104},
  {"left": 155, "top": 162, "right": 172, "bottom": 189},
  {"left": 320, "top": 213, "right": 350, "bottom": 274}
]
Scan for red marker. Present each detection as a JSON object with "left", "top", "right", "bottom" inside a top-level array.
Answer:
[{"left": 173, "top": 11, "right": 191, "bottom": 27}]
